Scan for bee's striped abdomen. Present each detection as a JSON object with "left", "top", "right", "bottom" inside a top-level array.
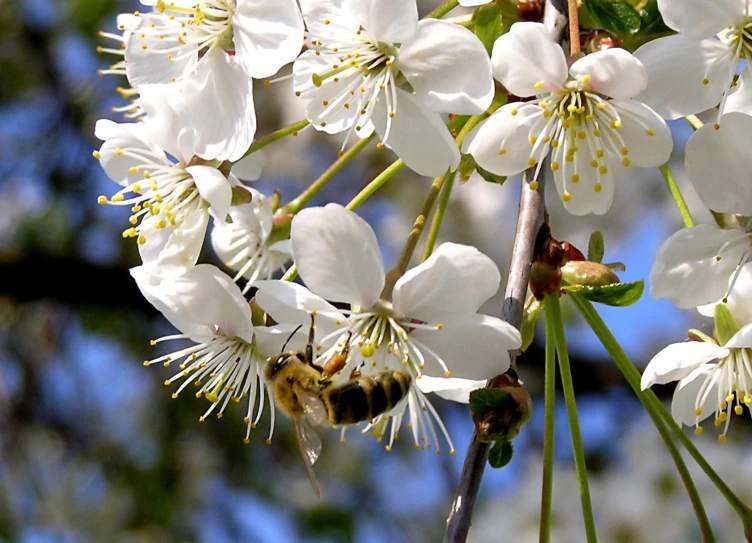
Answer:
[{"left": 325, "top": 371, "right": 412, "bottom": 425}]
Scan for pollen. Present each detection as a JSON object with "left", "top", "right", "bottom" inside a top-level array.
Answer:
[
  {"left": 497, "top": 148, "right": 507, "bottom": 156},
  {"left": 510, "top": 107, "right": 518, "bottom": 116},
  {"left": 646, "top": 129, "right": 656, "bottom": 136},
  {"left": 562, "top": 191, "right": 572, "bottom": 202}
]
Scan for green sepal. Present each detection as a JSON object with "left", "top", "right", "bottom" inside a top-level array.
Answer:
[
  {"left": 475, "top": 164, "right": 507, "bottom": 185},
  {"left": 488, "top": 439, "right": 513, "bottom": 469},
  {"left": 688, "top": 328, "right": 716, "bottom": 344},
  {"left": 458, "top": 154, "right": 476, "bottom": 185},
  {"left": 583, "top": 0, "right": 641, "bottom": 36},
  {"left": 230, "top": 185, "right": 253, "bottom": 206},
  {"left": 473, "top": 4, "right": 503, "bottom": 55},
  {"left": 587, "top": 231, "right": 604, "bottom": 263},
  {"left": 714, "top": 303, "right": 741, "bottom": 346},
  {"left": 520, "top": 296, "right": 542, "bottom": 353},
  {"left": 605, "top": 262, "right": 627, "bottom": 272},
  {"left": 562, "top": 279, "right": 644, "bottom": 307}
]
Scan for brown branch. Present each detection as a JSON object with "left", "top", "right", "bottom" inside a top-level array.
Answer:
[{"left": 442, "top": 2, "right": 567, "bottom": 541}]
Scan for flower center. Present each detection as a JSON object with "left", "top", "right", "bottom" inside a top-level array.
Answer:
[{"left": 95, "top": 147, "right": 205, "bottom": 245}]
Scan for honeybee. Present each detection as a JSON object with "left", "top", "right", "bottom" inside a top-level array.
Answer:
[{"left": 265, "top": 316, "right": 412, "bottom": 498}]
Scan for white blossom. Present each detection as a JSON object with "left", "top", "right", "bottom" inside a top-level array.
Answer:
[
  {"left": 133, "top": 263, "right": 302, "bottom": 443},
  {"left": 293, "top": 0, "right": 494, "bottom": 177},
  {"left": 254, "top": 204, "right": 521, "bottom": 453},
  {"left": 463, "top": 22, "right": 672, "bottom": 215}
]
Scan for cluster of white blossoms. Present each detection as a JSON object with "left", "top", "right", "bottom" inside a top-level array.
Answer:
[{"left": 92, "top": 0, "right": 752, "bottom": 466}]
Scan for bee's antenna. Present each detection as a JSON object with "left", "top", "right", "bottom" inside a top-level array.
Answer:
[{"left": 281, "top": 324, "right": 303, "bottom": 353}]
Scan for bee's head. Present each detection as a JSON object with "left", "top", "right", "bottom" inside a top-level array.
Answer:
[{"left": 267, "top": 353, "right": 291, "bottom": 378}]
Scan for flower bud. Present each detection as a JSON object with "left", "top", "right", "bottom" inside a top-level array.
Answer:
[
  {"left": 560, "top": 260, "right": 620, "bottom": 288},
  {"left": 470, "top": 372, "right": 533, "bottom": 443}
]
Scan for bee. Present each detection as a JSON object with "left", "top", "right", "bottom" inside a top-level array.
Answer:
[{"left": 265, "top": 315, "right": 412, "bottom": 498}]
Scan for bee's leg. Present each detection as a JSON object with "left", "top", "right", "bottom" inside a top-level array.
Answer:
[{"left": 305, "top": 313, "right": 316, "bottom": 367}]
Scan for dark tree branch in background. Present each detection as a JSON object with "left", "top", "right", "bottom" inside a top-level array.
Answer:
[{"left": 443, "top": 3, "right": 568, "bottom": 542}]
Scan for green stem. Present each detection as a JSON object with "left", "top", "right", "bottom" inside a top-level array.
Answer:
[
  {"left": 571, "top": 294, "right": 752, "bottom": 533},
  {"left": 660, "top": 164, "right": 695, "bottom": 228},
  {"left": 426, "top": 0, "right": 459, "bottom": 19},
  {"left": 540, "top": 306, "right": 557, "bottom": 543},
  {"left": 686, "top": 115, "right": 704, "bottom": 130},
  {"left": 281, "top": 135, "right": 375, "bottom": 215},
  {"left": 281, "top": 158, "right": 406, "bottom": 282},
  {"left": 238, "top": 119, "right": 309, "bottom": 160},
  {"left": 544, "top": 294, "right": 598, "bottom": 543},
  {"left": 421, "top": 171, "right": 455, "bottom": 261}
]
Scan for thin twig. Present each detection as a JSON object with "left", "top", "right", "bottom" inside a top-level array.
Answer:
[{"left": 442, "top": 3, "right": 566, "bottom": 541}]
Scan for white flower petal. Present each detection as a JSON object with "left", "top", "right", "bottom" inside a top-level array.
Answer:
[
  {"left": 231, "top": 152, "right": 264, "bottom": 182},
  {"left": 671, "top": 365, "right": 717, "bottom": 427},
  {"left": 96, "top": 121, "right": 164, "bottom": 186},
  {"left": 254, "top": 325, "right": 308, "bottom": 358},
  {"left": 700, "top": 262, "right": 752, "bottom": 325},
  {"left": 393, "top": 243, "right": 501, "bottom": 321},
  {"left": 640, "top": 341, "right": 727, "bottom": 389},
  {"left": 410, "top": 314, "right": 521, "bottom": 380},
  {"left": 634, "top": 35, "right": 735, "bottom": 120},
  {"left": 299, "top": 0, "right": 360, "bottom": 38},
  {"left": 372, "top": 88, "right": 461, "bottom": 177},
  {"left": 657, "top": 0, "right": 745, "bottom": 39},
  {"left": 398, "top": 19, "right": 494, "bottom": 114},
  {"left": 291, "top": 204, "right": 385, "bottom": 307},
  {"left": 686, "top": 113, "right": 752, "bottom": 214},
  {"left": 185, "top": 165, "right": 232, "bottom": 223},
  {"left": 132, "top": 264, "right": 254, "bottom": 343},
  {"left": 232, "top": 0, "right": 304, "bottom": 79},
  {"left": 725, "top": 323, "right": 752, "bottom": 348},
  {"left": 610, "top": 99, "right": 673, "bottom": 167},
  {"left": 416, "top": 375, "right": 487, "bottom": 404},
  {"left": 570, "top": 48, "right": 647, "bottom": 99},
  {"left": 346, "top": 0, "right": 418, "bottom": 43},
  {"left": 552, "top": 146, "right": 614, "bottom": 216},
  {"left": 725, "top": 66, "right": 752, "bottom": 115},
  {"left": 176, "top": 48, "right": 256, "bottom": 162},
  {"left": 124, "top": 14, "right": 197, "bottom": 87},
  {"left": 491, "top": 22, "right": 568, "bottom": 97},
  {"left": 463, "top": 102, "right": 542, "bottom": 176},
  {"left": 303, "top": 72, "right": 362, "bottom": 134},
  {"left": 650, "top": 225, "right": 750, "bottom": 309},
  {"left": 138, "top": 210, "right": 209, "bottom": 271}
]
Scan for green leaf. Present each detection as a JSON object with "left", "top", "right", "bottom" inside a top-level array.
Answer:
[
  {"left": 488, "top": 440, "right": 514, "bottom": 468},
  {"left": 562, "top": 280, "right": 644, "bottom": 306},
  {"left": 474, "top": 4, "right": 504, "bottom": 54},
  {"left": 476, "top": 164, "right": 507, "bottom": 185},
  {"left": 622, "top": 0, "right": 675, "bottom": 51},
  {"left": 587, "top": 231, "right": 604, "bottom": 263},
  {"left": 469, "top": 388, "right": 512, "bottom": 419},
  {"left": 583, "top": 0, "right": 641, "bottom": 36}
]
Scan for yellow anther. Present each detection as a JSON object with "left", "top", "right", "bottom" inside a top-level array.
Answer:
[
  {"left": 360, "top": 343, "right": 375, "bottom": 358},
  {"left": 129, "top": 215, "right": 138, "bottom": 225},
  {"left": 719, "top": 434, "right": 728, "bottom": 444},
  {"left": 498, "top": 148, "right": 507, "bottom": 156},
  {"left": 137, "top": 235, "right": 147, "bottom": 245},
  {"left": 735, "top": 405, "right": 744, "bottom": 415},
  {"left": 694, "top": 426, "right": 704, "bottom": 435},
  {"left": 596, "top": 103, "right": 607, "bottom": 110},
  {"left": 695, "top": 407, "right": 703, "bottom": 416},
  {"left": 726, "top": 393, "right": 735, "bottom": 403},
  {"left": 111, "top": 194, "right": 124, "bottom": 202},
  {"left": 92, "top": 150, "right": 101, "bottom": 159},
  {"left": 593, "top": 129, "right": 601, "bottom": 137},
  {"left": 702, "top": 78, "right": 709, "bottom": 85},
  {"left": 596, "top": 149, "right": 605, "bottom": 158},
  {"left": 444, "top": 370, "right": 452, "bottom": 377},
  {"left": 528, "top": 157, "right": 537, "bottom": 167},
  {"left": 567, "top": 104, "right": 577, "bottom": 113},
  {"left": 611, "top": 120, "right": 623, "bottom": 129},
  {"left": 551, "top": 162, "right": 560, "bottom": 172},
  {"left": 529, "top": 180, "right": 539, "bottom": 191},
  {"left": 510, "top": 108, "right": 518, "bottom": 116},
  {"left": 590, "top": 159, "right": 598, "bottom": 168},
  {"left": 533, "top": 81, "right": 545, "bottom": 90},
  {"left": 646, "top": 129, "right": 656, "bottom": 136},
  {"left": 551, "top": 140, "right": 559, "bottom": 148},
  {"left": 578, "top": 131, "right": 586, "bottom": 140},
  {"left": 528, "top": 135, "right": 537, "bottom": 145},
  {"left": 622, "top": 158, "right": 631, "bottom": 167},
  {"left": 543, "top": 110, "right": 552, "bottom": 118},
  {"left": 97, "top": 195, "right": 108, "bottom": 204},
  {"left": 571, "top": 174, "right": 580, "bottom": 184},
  {"left": 594, "top": 183, "right": 602, "bottom": 193},
  {"left": 562, "top": 191, "right": 572, "bottom": 202},
  {"left": 581, "top": 74, "right": 592, "bottom": 84},
  {"left": 598, "top": 165, "right": 608, "bottom": 175}
]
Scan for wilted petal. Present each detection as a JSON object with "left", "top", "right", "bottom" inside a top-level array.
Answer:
[
  {"left": 611, "top": 99, "right": 673, "bottom": 167},
  {"left": 372, "top": 88, "right": 460, "bottom": 177},
  {"left": 291, "top": 205, "right": 385, "bottom": 307},
  {"left": 410, "top": 314, "right": 521, "bottom": 380},
  {"left": 650, "top": 225, "right": 750, "bottom": 308},
  {"left": 463, "top": 103, "right": 542, "bottom": 176},
  {"left": 658, "top": 0, "right": 745, "bottom": 39},
  {"left": 634, "top": 35, "right": 734, "bottom": 120},
  {"left": 641, "top": 341, "right": 727, "bottom": 389},
  {"left": 491, "top": 22, "right": 568, "bottom": 97},
  {"left": 686, "top": 113, "right": 752, "bottom": 214},
  {"left": 399, "top": 19, "right": 494, "bottom": 114},
  {"left": 570, "top": 48, "right": 647, "bottom": 99},
  {"left": 232, "top": 0, "right": 304, "bottom": 79},
  {"left": 393, "top": 243, "right": 501, "bottom": 322}
]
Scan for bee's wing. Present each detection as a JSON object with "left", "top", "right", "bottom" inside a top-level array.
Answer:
[
  {"left": 299, "top": 390, "right": 328, "bottom": 426},
  {"left": 294, "top": 418, "right": 323, "bottom": 499}
]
